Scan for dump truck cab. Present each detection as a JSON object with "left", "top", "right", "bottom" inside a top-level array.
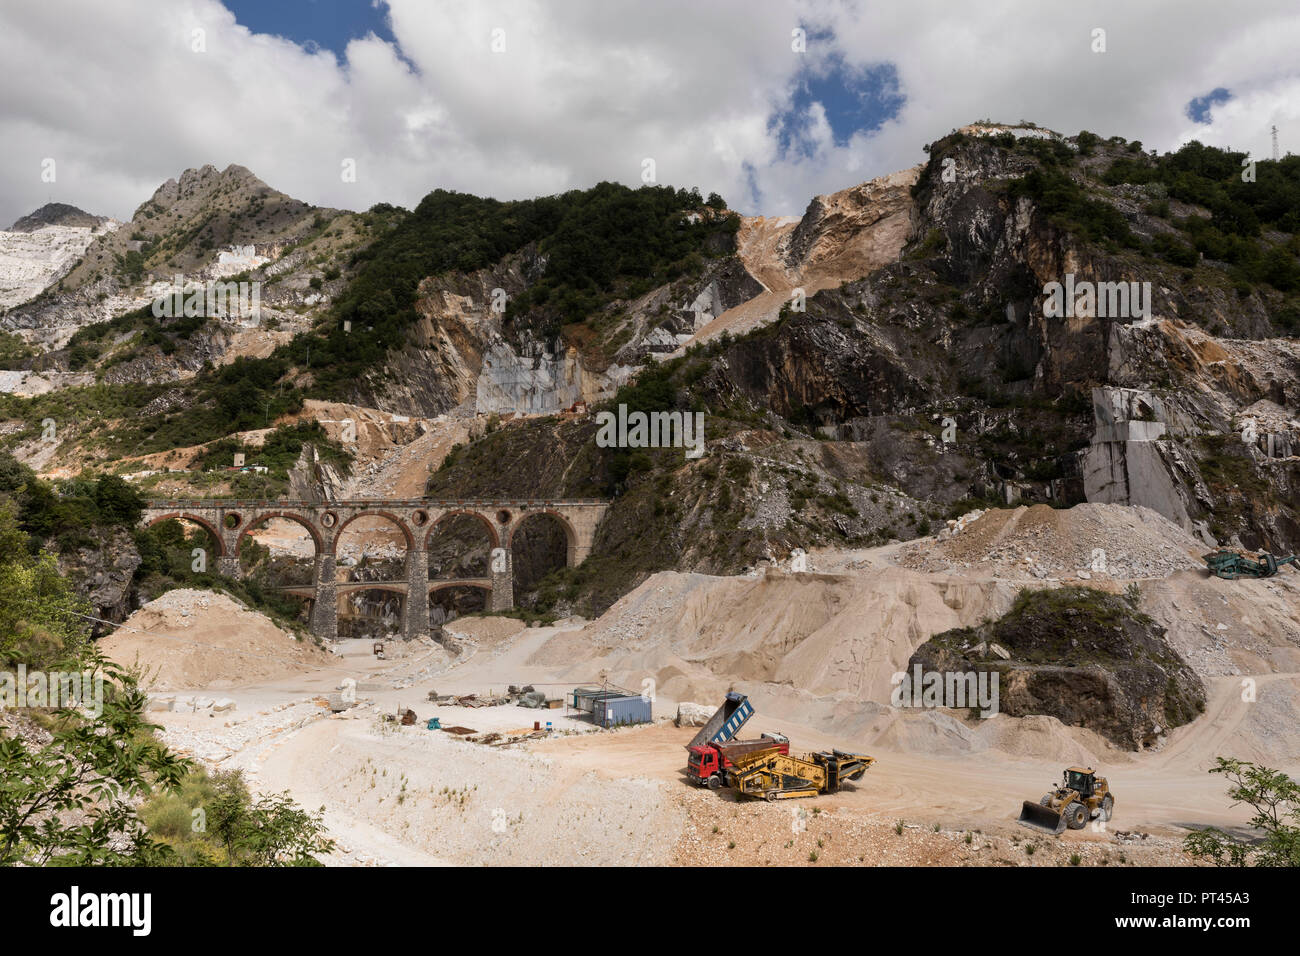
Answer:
[
  {"left": 688, "top": 732, "right": 789, "bottom": 788},
  {"left": 685, "top": 693, "right": 758, "bottom": 788},
  {"left": 687, "top": 743, "right": 724, "bottom": 785}
]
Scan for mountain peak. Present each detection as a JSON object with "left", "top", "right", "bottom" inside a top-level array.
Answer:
[
  {"left": 150, "top": 163, "right": 270, "bottom": 208},
  {"left": 7, "top": 202, "right": 109, "bottom": 233}
]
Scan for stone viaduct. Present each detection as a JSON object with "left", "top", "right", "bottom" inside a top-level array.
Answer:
[{"left": 139, "top": 498, "right": 609, "bottom": 641}]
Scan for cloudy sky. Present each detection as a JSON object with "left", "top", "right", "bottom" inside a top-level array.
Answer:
[{"left": 2, "top": 0, "right": 1297, "bottom": 226}]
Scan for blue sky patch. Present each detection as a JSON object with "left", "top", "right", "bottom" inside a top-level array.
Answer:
[
  {"left": 741, "top": 160, "right": 762, "bottom": 211},
  {"left": 770, "top": 53, "right": 904, "bottom": 159},
  {"left": 222, "top": 0, "right": 396, "bottom": 61},
  {"left": 1186, "top": 87, "right": 1231, "bottom": 124}
]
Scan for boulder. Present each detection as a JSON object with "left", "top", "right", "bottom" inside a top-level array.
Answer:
[{"left": 675, "top": 702, "right": 714, "bottom": 727}]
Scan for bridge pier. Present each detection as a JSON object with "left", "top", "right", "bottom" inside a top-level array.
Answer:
[
  {"left": 310, "top": 554, "right": 338, "bottom": 642},
  {"left": 217, "top": 554, "right": 241, "bottom": 579},
  {"left": 404, "top": 550, "right": 430, "bottom": 640},
  {"left": 490, "top": 547, "right": 514, "bottom": 611},
  {"left": 566, "top": 511, "right": 602, "bottom": 565}
]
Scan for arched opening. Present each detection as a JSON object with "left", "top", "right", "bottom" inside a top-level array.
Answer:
[
  {"left": 335, "top": 512, "right": 411, "bottom": 584},
  {"left": 235, "top": 514, "right": 320, "bottom": 628},
  {"left": 429, "top": 584, "right": 490, "bottom": 633},
  {"left": 238, "top": 514, "right": 319, "bottom": 587},
  {"left": 339, "top": 585, "right": 405, "bottom": 640},
  {"left": 143, "top": 514, "right": 225, "bottom": 556},
  {"left": 426, "top": 512, "right": 495, "bottom": 581},
  {"left": 136, "top": 517, "right": 223, "bottom": 593},
  {"left": 510, "top": 511, "right": 574, "bottom": 599},
  {"left": 334, "top": 513, "right": 410, "bottom": 635}
]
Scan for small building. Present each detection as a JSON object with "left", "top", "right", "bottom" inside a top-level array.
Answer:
[
  {"left": 594, "top": 693, "right": 651, "bottom": 728},
  {"left": 571, "top": 686, "right": 622, "bottom": 713},
  {"left": 571, "top": 686, "right": 652, "bottom": 727}
]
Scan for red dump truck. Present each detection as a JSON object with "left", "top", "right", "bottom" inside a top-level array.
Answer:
[{"left": 685, "top": 693, "right": 789, "bottom": 789}]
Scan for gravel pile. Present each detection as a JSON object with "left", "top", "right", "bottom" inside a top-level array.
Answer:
[
  {"left": 100, "top": 588, "right": 327, "bottom": 690},
  {"left": 898, "top": 503, "right": 1205, "bottom": 582}
]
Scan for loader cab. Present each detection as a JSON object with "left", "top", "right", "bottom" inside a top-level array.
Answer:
[{"left": 1065, "top": 768, "right": 1095, "bottom": 796}]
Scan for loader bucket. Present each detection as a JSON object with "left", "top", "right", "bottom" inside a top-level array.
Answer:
[{"left": 1017, "top": 800, "right": 1067, "bottom": 835}]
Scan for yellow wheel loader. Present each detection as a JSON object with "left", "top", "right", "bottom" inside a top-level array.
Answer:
[{"left": 1017, "top": 767, "right": 1114, "bottom": 835}]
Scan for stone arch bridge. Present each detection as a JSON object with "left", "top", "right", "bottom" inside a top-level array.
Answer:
[{"left": 140, "top": 498, "right": 609, "bottom": 641}]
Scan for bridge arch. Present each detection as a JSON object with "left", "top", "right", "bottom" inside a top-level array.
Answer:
[
  {"left": 236, "top": 511, "right": 323, "bottom": 557},
  {"left": 333, "top": 510, "right": 415, "bottom": 554},
  {"left": 428, "top": 580, "right": 493, "bottom": 596},
  {"left": 344, "top": 583, "right": 408, "bottom": 597},
  {"left": 426, "top": 509, "right": 499, "bottom": 550},
  {"left": 507, "top": 509, "right": 579, "bottom": 565},
  {"left": 145, "top": 513, "right": 227, "bottom": 555},
  {"left": 338, "top": 583, "right": 406, "bottom": 640},
  {"left": 428, "top": 581, "right": 492, "bottom": 628}
]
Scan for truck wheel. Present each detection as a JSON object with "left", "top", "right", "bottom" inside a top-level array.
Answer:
[
  {"left": 1065, "top": 802, "right": 1087, "bottom": 830},
  {"left": 1099, "top": 795, "right": 1113, "bottom": 822},
  {"left": 1039, "top": 795, "right": 1053, "bottom": 806},
  {"left": 707, "top": 774, "right": 722, "bottom": 790}
]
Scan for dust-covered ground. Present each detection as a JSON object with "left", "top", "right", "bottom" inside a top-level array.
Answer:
[{"left": 119, "top": 502, "right": 1300, "bottom": 866}]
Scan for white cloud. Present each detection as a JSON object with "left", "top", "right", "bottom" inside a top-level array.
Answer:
[{"left": 0, "top": 0, "right": 1297, "bottom": 227}]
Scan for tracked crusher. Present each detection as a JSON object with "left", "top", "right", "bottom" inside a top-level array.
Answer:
[{"left": 722, "top": 743, "right": 875, "bottom": 800}]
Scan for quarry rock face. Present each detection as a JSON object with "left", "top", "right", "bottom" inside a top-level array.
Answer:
[
  {"left": 0, "top": 219, "right": 117, "bottom": 312},
  {"left": 352, "top": 249, "right": 544, "bottom": 416},
  {"left": 1081, "top": 386, "right": 1202, "bottom": 535},
  {"left": 58, "top": 527, "right": 142, "bottom": 631},
  {"left": 692, "top": 126, "right": 1300, "bottom": 554},
  {"left": 288, "top": 443, "right": 346, "bottom": 502},
  {"left": 668, "top": 168, "right": 919, "bottom": 353},
  {"left": 780, "top": 166, "right": 920, "bottom": 282},
  {"left": 476, "top": 341, "right": 586, "bottom": 416}
]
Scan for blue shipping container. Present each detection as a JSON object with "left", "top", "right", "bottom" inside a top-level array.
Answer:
[{"left": 596, "top": 694, "right": 652, "bottom": 727}]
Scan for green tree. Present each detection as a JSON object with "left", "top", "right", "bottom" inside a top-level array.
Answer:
[
  {"left": 140, "top": 767, "right": 333, "bottom": 866},
  {"left": 0, "top": 500, "right": 92, "bottom": 668},
  {"left": 208, "top": 768, "right": 252, "bottom": 864},
  {"left": 238, "top": 790, "right": 334, "bottom": 866},
  {"left": 94, "top": 473, "right": 145, "bottom": 527},
  {"left": 202, "top": 768, "right": 331, "bottom": 866},
  {"left": 1184, "top": 757, "right": 1300, "bottom": 866},
  {"left": 0, "top": 654, "right": 192, "bottom": 866},
  {"left": 0, "top": 452, "right": 32, "bottom": 496}
]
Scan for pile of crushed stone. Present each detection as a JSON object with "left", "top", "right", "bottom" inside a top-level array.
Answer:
[
  {"left": 99, "top": 589, "right": 328, "bottom": 690},
  {"left": 897, "top": 503, "right": 1206, "bottom": 581}
]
